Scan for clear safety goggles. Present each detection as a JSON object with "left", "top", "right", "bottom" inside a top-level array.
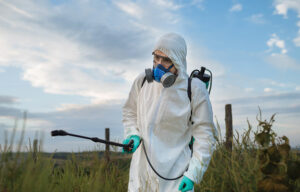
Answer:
[{"left": 152, "top": 52, "right": 173, "bottom": 65}]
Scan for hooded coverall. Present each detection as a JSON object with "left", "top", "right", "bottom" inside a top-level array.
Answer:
[{"left": 123, "top": 33, "right": 218, "bottom": 192}]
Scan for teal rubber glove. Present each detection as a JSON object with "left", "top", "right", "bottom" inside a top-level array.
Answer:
[
  {"left": 178, "top": 176, "right": 194, "bottom": 192},
  {"left": 122, "top": 135, "right": 140, "bottom": 154}
]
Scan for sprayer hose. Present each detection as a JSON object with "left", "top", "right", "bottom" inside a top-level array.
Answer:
[{"left": 140, "top": 139, "right": 190, "bottom": 181}]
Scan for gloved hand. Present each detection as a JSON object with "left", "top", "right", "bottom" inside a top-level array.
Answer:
[
  {"left": 122, "top": 135, "right": 141, "bottom": 154},
  {"left": 178, "top": 176, "right": 194, "bottom": 192}
]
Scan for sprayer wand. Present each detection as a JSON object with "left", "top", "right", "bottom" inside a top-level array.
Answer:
[{"left": 51, "top": 130, "right": 134, "bottom": 151}]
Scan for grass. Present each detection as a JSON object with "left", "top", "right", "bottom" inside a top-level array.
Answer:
[{"left": 0, "top": 110, "right": 299, "bottom": 192}]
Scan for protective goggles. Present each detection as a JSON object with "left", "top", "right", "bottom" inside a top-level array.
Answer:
[{"left": 152, "top": 52, "right": 173, "bottom": 65}]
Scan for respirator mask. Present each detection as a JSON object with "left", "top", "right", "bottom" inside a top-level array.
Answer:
[{"left": 144, "top": 52, "right": 177, "bottom": 88}]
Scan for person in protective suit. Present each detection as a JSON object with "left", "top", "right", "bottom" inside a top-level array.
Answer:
[{"left": 122, "top": 32, "right": 218, "bottom": 192}]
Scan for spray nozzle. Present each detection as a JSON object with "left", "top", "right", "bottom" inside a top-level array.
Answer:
[{"left": 51, "top": 130, "right": 68, "bottom": 136}]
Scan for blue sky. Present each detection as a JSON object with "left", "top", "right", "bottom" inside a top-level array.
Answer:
[{"left": 0, "top": 0, "right": 299, "bottom": 152}]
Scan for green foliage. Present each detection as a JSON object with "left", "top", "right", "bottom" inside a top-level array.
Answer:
[{"left": 0, "top": 109, "right": 299, "bottom": 192}]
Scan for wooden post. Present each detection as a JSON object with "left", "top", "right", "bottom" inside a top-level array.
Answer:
[
  {"left": 33, "top": 139, "right": 38, "bottom": 163},
  {"left": 105, "top": 128, "right": 110, "bottom": 162},
  {"left": 225, "top": 104, "right": 233, "bottom": 152}
]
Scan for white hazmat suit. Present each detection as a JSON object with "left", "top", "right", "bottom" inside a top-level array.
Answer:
[{"left": 122, "top": 33, "right": 218, "bottom": 192}]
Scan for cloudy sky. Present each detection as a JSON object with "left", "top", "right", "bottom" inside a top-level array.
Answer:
[{"left": 0, "top": 0, "right": 299, "bottom": 152}]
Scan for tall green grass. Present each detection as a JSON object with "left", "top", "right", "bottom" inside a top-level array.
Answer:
[
  {"left": 0, "top": 110, "right": 299, "bottom": 192},
  {"left": 0, "top": 139, "right": 131, "bottom": 192}
]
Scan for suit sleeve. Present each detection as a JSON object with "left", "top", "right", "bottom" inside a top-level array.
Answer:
[
  {"left": 184, "top": 79, "right": 219, "bottom": 184},
  {"left": 122, "top": 72, "right": 145, "bottom": 139}
]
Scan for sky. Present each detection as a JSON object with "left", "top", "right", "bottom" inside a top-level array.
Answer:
[{"left": 0, "top": 0, "right": 299, "bottom": 152}]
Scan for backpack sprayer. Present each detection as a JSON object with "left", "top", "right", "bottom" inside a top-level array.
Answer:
[
  {"left": 188, "top": 66, "right": 212, "bottom": 153},
  {"left": 51, "top": 66, "right": 213, "bottom": 181},
  {"left": 189, "top": 66, "right": 212, "bottom": 95}
]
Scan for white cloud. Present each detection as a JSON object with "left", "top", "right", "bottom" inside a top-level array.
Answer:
[
  {"left": 293, "top": 21, "right": 300, "bottom": 46},
  {"left": 273, "top": 0, "right": 300, "bottom": 18},
  {"left": 266, "top": 33, "right": 287, "bottom": 54},
  {"left": 265, "top": 32, "right": 300, "bottom": 71},
  {"left": 258, "top": 78, "right": 290, "bottom": 88},
  {"left": 273, "top": 0, "right": 300, "bottom": 47},
  {"left": 265, "top": 53, "right": 300, "bottom": 70},
  {"left": 25, "top": 118, "right": 54, "bottom": 132},
  {"left": 55, "top": 103, "right": 80, "bottom": 112},
  {"left": 0, "top": 0, "right": 187, "bottom": 103},
  {"left": 294, "top": 35, "right": 300, "bottom": 46},
  {"left": 186, "top": 41, "right": 226, "bottom": 79},
  {"left": 0, "top": 0, "right": 225, "bottom": 105},
  {"left": 55, "top": 98, "right": 123, "bottom": 111},
  {"left": 190, "top": 0, "right": 205, "bottom": 10},
  {"left": 229, "top": 3, "right": 243, "bottom": 12},
  {"left": 113, "top": 1, "right": 143, "bottom": 19},
  {"left": 150, "top": 0, "right": 183, "bottom": 10},
  {"left": 247, "top": 13, "right": 266, "bottom": 24},
  {"left": 264, "top": 87, "right": 273, "bottom": 93},
  {"left": 0, "top": 0, "right": 34, "bottom": 18},
  {"left": 274, "top": 3, "right": 289, "bottom": 18},
  {"left": 0, "top": 26, "right": 133, "bottom": 101},
  {"left": 245, "top": 88, "right": 254, "bottom": 92}
]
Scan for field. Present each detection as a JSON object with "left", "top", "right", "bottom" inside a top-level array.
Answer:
[{"left": 0, "top": 113, "right": 299, "bottom": 192}]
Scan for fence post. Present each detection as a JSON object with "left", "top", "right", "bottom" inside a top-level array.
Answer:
[
  {"left": 225, "top": 104, "right": 233, "bottom": 152},
  {"left": 105, "top": 128, "right": 110, "bottom": 162},
  {"left": 33, "top": 139, "right": 38, "bottom": 163}
]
